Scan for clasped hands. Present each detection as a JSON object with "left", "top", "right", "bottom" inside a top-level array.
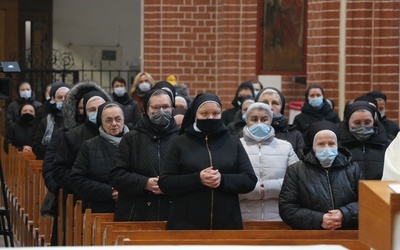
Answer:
[
  {"left": 146, "top": 177, "right": 163, "bottom": 194},
  {"left": 321, "top": 209, "right": 343, "bottom": 230},
  {"left": 200, "top": 166, "right": 221, "bottom": 188}
]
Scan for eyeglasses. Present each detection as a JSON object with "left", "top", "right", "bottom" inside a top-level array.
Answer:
[
  {"left": 149, "top": 105, "right": 172, "bottom": 111},
  {"left": 103, "top": 117, "right": 124, "bottom": 124}
]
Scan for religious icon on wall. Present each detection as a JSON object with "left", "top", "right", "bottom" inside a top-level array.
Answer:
[{"left": 260, "top": 0, "right": 306, "bottom": 74}]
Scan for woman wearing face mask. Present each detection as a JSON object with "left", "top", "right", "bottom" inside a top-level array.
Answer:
[
  {"left": 227, "top": 97, "right": 254, "bottom": 137},
  {"left": 130, "top": 72, "right": 156, "bottom": 113},
  {"left": 32, "top": 83, "right": 71, "bottom": 160},
  {"left": 256, "top": 87, "right": 305, "bottom": 155},
  {"left": 71, "top": 102, "right": 129, "bottom": 213},
  {"left": 279, "top": 120, "right": 362, "bottom": 230},
  {"left": 239, "top": 102, "right": 298, "bottom": 221},
  {"left": 293, "top": 85, "right": 341, "bottom": 140},
  {"left": 111, "top": 76, "right": 141, "bottom": 130},
  {"left": 338, "top": 100, "right": 390, "bottom": 180},
  {"left": 4, "top": 104, "right": 36, "bottom": 153},
  {"left": 110, "top": 89, "right": 179, "bottom": 221},
  {"left": 158, "top": 93, "right": 257, "bottom": 230},
  {"left": 6, "top": 81, "right": 42, "bottom": 128}
]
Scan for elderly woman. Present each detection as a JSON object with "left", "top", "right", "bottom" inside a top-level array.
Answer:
[
  {"left": 70, "top": 102, "right": 128, "bottom": 213},
  {"left": 227, "top": 97, "right": 254, "bottom": 137},
  {"left": 256, "top": 87, "right": 305, "bottom": 155},
  {"left": 339, "top": 100, "right": 390, "bottom": 180},
  {"left": 159, "top": 93, "right": 257, "bottom": 230},
  {"left": 279, "top": 120, "right": 362, "bottom": 230},
  {"left": 239, "top": 102, "right": 298, "bottom": 221}
]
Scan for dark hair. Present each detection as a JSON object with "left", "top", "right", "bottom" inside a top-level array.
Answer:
[
  {"left": 305, "top": 85, "right": 325, "bottom": 101},
  {"left": 111, "top": 76, "right": 126, "bottom": 88}
]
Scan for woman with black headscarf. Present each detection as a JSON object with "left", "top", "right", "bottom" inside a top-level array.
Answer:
[
  {"left": 279, "top": 120, "right": 362, "bottom": 230},
  {"left": 110, "top": 88, "right": 179, "bottom": 221},
  {"left": 338, "top": 100, "right": 390, "bottom": 180},
  {"left": 158, "top": 93, "right": 257, "bottom": 230},
  {"left": 4, "top": 103, "right": 36, "bottom": 153}
]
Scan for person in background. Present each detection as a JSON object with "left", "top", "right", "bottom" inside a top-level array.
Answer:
[
  {"left": 166, "top": 74, "right": 178, "bottom": 86},
  {"left": 130, "top": 72, "right": 155, "bottom": 112},
  {"left": 326, "top": 98, "right": 335, "bottom": 110},
  {"left": 111, "top": 76, "right": 141, "bottom": 130},
  {"left": 172, "top": 107, "right": 187, "bottom": 128},
  {"left": 292, "top": 84, "right": 341, "bottom": 139},
  {"left": 32, "top": 83, "right": 54, "bottom": 133},
  {"left": 338, "top": 101, "right": 389, "bottom": 180},
  {"left": 110, "top": 88, "right": 179, "bottom": 221},
  {"left": 71, "top": 102, "right": 129, "bottom": 213},
  {"left": 6, "top": 81, "right": 42, "bottom": 127},
  {"left": 175, "top": 82, "right": 193, "bottom": 106},
  {"left": 158, "top": 93, "right": 257, "bottom": 230},
  {"left": 256, "top": 87, "right": 305, "bottom": 155},
  {"left": 239, "top": 102, "right": 298, "bottom": 221},
  {"left": 175, "top": 95, "right": 188, "bottom": 109},
  {"left": 367, "top": 90, "right": 399, "bottom": 140},
  {"left": 382, "top": 132, "right": 400, "bottom": 180},
  {"left": 250, "top": 79, "right": 264, "bottom": 97},
  {"left": 4, "top": 103, "right": 35, "bottom": 153},
  {"left": 227, "top": 98, "right": 254, "bottom": 137},
  {"left": 279, "top": 120, "right": 362, "bottom": 230},
  {"left": 42, "top": 81, "right": 108, "bottom": 246},
  {"left": 32, "top": 82, "right": 70, "bottom": 160},
  {"left": 222, "top": 81, "right": 255, "bottom": 126}
]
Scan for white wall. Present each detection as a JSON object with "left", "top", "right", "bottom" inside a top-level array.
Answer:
[{"left": 52, "top": 0, "right": 141, "bottom": 71}]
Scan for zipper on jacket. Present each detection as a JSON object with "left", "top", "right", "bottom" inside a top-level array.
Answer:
[
  {"left": 325, "top": 170, "right": 335, "bottom": 209},
  {"left": 205, "top": 135, "right": 214, "bottom": 229},
  {"left": 362, "top": 145, "right": 365, "bottom": 155},
  {"left": 157, "top": 139, "right": 161, "bottom": 221},
  {"left": 258, "top": 142, "right": 264, "bottom": 220}
]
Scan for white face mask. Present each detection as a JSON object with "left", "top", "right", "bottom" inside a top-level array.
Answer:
[
  {"left": 114, "top": 87, "right": 126, "bottom": 97},
  {"left": 138, "top": 82, "right": 151, "bottom": 92},
  {"left": 20, "top": 90, "right": 32, "bottom": 99}
]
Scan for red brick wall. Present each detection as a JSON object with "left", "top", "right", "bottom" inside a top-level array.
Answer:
[{"left": 144, "top": 0, "right": 400, "bottom": 123}]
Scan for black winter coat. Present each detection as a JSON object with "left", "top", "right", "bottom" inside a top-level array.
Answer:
[
  {"left": 338, "top": 121, "right": 389, "bottom": 180},
  {"left": 71, "top": 135, "right": 119, "bottom": 213},
  {"left": 227, "top": 110, "right": 246, "bottom": 137},
  {"left": 112, "top": 92, "right": 141, "bottom": 130},
  {"left": 52, "top": 121, "right": 100, "bottom": 196},
  {"left": 272, "top": 115, "right": 305, "bottom": 156},
  {"left": 380, "top": 116, "right": 399, "bottom": 140},
  {"left": 3, "top": 117, "right": 34, "bottom": 153},
  {"left": 293, "top": 100, "right": 341, "bottom": 139},
  {"left": 109, "top": 115, "right": 179, "bottom": 221},
  {"left": 32, "top": 111, "right": 64, "bottom": 160},
  {"left": 6, "top": 96, "right": 42, "bottom": 127},
  {"left": 158, "top": 126, "right": 257, "bottom": 230},
  {"left": 279, "top": 147, "right": 363, "bottom": 230},
  {"left": 32, "top": 100, "right": 52, "bottom": 133}
]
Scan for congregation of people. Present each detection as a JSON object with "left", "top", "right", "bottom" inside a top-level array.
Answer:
[{"left": 3, "top": 73, "right": 400, "bottom": 245}]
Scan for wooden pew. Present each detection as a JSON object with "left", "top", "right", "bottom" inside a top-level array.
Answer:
[
  {"left": 73, "top": 200, "right": 83, "bottom": 246},
  {"left": 105, "top": 227, "right": 368, "bottom": 249},
  {"left": 82, "top": 209, "right": 113, "bottom": 245}
]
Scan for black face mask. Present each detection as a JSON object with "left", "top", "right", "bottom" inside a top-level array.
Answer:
[
  {"left": 196, "top": 119, "right": 223, "bottom": 134},
  {"left": 20, "top": 113, "right": 34, "bottom": 123}
]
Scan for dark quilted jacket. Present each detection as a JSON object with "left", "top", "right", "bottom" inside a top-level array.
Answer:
[
  {"left": 109, "top": 115, "right": 179, "bottom": 221},
  {"left": 279, "top": 147, "right": 363, "bottom": 230}
]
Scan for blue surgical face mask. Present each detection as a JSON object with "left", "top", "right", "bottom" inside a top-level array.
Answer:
[
  {"left": 254, "top": 90, "right": 259, "bottom": 97},
  {"left": 49, "top": 100, "right": 55, "bottom": 104},
  {"left": 309, "top": 97, "right": 323, "bottom": 108},
  {"left": 56, "top": 102, "right": 63, "bottom": 110},
  {"left": 20, "top": 90, "right": 32, "bottom": 99},
  {"left": 88, "top": 112, "right": 97, "bottom": 124},
  {"left": 315, "top": 148, "right": 338, "bottom": 168},
  {"left": 242, "top": 114, "right": 246, "bottom": 122},
  {"left": 249, "top": 123, "right": 271, "bottom": 138}
]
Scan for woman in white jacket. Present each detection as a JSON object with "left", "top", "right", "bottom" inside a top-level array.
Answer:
[{"left": 240, "top": 102, "right": 299, "bottom": 221}]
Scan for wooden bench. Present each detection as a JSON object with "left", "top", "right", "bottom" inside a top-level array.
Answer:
[{"left": 105, "top": 227, "right": 368, "bottom": 249}]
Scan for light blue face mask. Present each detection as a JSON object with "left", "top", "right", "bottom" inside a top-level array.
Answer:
[
  {"left": 254, "top": 90, "right": 259, "bottom": 97},
  {"left": 88, "top": 112, "right": 97, "bottom": 124},
  {"left": 242, "top": 114, "right": 246, "bottom": 122},
  {"left": 20, "top": 90, "right": 31, "bottom": 99},
  {"left": 56, "top": 102, "right": 63, "bottom": 110},
  {"left": 315, "top": 148, "right": 338, "bottom": 167},
  {"left": 309, "top": 97, "right": 323, "bottom": 108},
  {"left": 49, "top": 100, "right": 55, "bottom": 104},
  {"left": 249, "top": 123, "right": 271, "bottom": 137}
]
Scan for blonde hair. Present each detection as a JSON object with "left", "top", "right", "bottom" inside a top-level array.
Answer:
[{"left": 130, "top": 72, "right": 155, "bottom": 94}]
